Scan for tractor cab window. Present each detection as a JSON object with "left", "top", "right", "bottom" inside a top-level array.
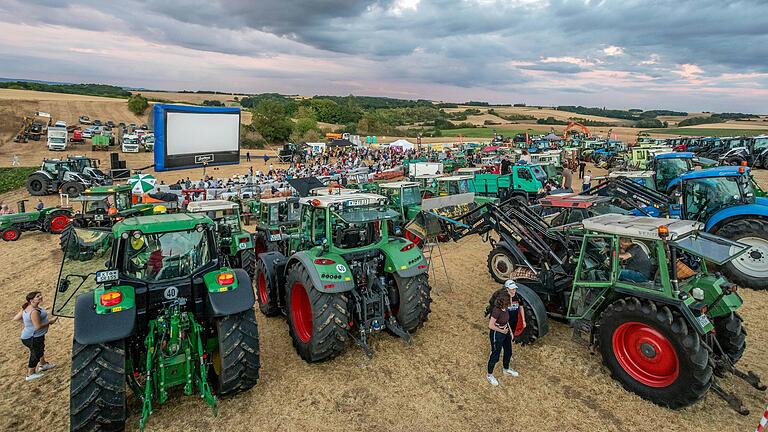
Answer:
[
  {"left": 268, "top": 205, "right": 280, "bottom": 224},
  {"left": 312, "top": 209, "right": 326, "bottom": 245},
  {"left": 53, "top": 228, "right": 114, "bottom": 317},
  {"left": 570, "top": 235, "right": 614, "bottom": 318},
  {"left": 401, "top": 186, "right": 422, "bottom": 206},
  {"left": 115, "top": 191, "right": 131, "bottom": 211},
  {"left": 123, "top": 230, "right": 212, "bottom": 282},
  {"left": 753, "top": 138, "right": 768, "bottom": 153},
  {"left": 617, "top": 238, "right": 660, "bottom": 288},
  {"left": 684, "top": 177, "right": 745, "bottom": 221},
  {"left": 516, "top": 167, "right": 532, "bottom": 181},
  {"left": 329, "top": 205, "right": 397, "bottom": 249},
  {"left": 655, "top": 158, "right": 690, "bottom": 191},
  {"left": 286, "top": 201, "right": 301, "bottom": 222},
  {"left": 529, "top": 165, "right": 548, "bottom": 183},
  {"left": 85, "top": 195, "right": 112, "bottom": 214}
]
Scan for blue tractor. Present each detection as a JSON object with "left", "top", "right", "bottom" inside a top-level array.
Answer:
[{"left": 666, "top": 166, "right": 768, "bottom": 288}]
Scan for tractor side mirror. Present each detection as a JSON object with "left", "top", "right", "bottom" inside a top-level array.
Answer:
[{"left": 58, "top": 279, "right": 70, "bottom": 293}]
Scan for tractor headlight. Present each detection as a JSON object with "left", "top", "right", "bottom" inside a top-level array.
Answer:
[
  {"left": 691, "top": 287, "right": 704, "bottom": 301},
  {"left": 121, "top": 232, "right": 129, "bottom": 240},
  {"left": 132, "top": 230, "right": 142, "bottom": 239},
  {"left": 195, "top": 224, "right": 205, "bottom": 232}
]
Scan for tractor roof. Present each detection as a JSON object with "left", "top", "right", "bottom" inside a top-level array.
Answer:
[
  {"left": 608, "top": 170, "right": 654, "bottom": 178},
  {"left": 582, "top": 214, "right": 702, "bottom": 240},
  {"left": 260, "top": 196, "right": 294, "bottom": 204},
  {"left": 84, "top": 184, "right": 132, "bottom": 194},
  {"left": 538, "top": 194, "right": 611, "bottom": 208},
  {"left": 655, "top": 152, "right": 694, "bottom": 159},
  {"left": 114, "top": 212, "right": 211, "bottom": 236},
  {"left": 300, "top": 193, "right": 386, "bottom": 208},
  {"left": 186, "top": 199, "right": 239, "bottom": 212},
  {"left": 413, "top": 174, "right": 443, "bottom": 179},
  {"left": 668, "top": 166, "right": 749, "bottom": 188},
  {"left": 379, "top": 181, "right": 420, "bottom": 189},
  {"left": 436, "top": 175, "right": 473, "bottom": 182},
  {"left": 310, "top": 186, "right": 360, "bottom": 196}
]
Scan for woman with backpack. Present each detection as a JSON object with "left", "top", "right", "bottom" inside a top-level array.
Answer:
[{"left": 486, "top": 280, "right": 526, "bottom": 386}]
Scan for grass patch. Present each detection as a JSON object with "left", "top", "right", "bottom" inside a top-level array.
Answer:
[
  {"left": 0, "top": 167, "right": 36, "bottom": 194},
  {"left": 441, "top": 127, "right": 547, "bottom": 138},
  {"left": 643, "top": 128, "right": 768, "bottom": 137}
]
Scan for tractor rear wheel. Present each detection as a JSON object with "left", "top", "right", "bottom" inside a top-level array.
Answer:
[
  {"left": 285, "top": 264, "right": 349, "bottom": 362},
  {"left": 715, "top": 219, "right": 768, "bottom": 289},
  {"left": 238, "top": 249, "right": 255, "bottom": 277},
  {"left": 59, "top": 224, "right": 74, "bottom": 250},
  {"left": 254, "top": 259, "right": 281, "bottom": 317},
  {"left": 713, "top": 312, "right": 746, "bottom": 364},
  {"left": 2, "top": 227, "right": 21, "bottom": 241},
  {"left": 211, "top": 310, "right": 261, "bottom": 396},
  {"left": 26, "top": 175, "right": 49, "bottom": 196},
  {"left": 70, "top": 340, "right": 126, "bottom": 432},
  {"left": 391, "top": 273, "right": 432, "bottom": 333},
  {"left": 45, "top": 211, "right": 71, "bottom": 234},
  {"left": 487, "top": 246, "right": 517, "bottom": 284},
  {"left": 513, "top": 283, "right": 549, "bottom": 345},
  {"left": 598, "top": 298, "right": 711, "bottom": 409}
]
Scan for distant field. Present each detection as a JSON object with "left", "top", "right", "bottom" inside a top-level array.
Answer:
[
  {"left": 644, "top": 128, "right": 768, "bottom": 137},
  {"left": 438, "top": 127, "right": 546, "bottom": 138},
  {"left": 138, "top": 91, "right": 247, "bottom": 105}
]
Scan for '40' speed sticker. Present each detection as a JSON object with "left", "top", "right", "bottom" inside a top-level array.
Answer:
[{"left": 336, "top": 264, "right": 347, "bottom": 273}]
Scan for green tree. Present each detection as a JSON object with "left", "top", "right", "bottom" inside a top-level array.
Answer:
[
  {"left": 251, "top": 100, "right": 293, "bottom": 143},
  {"left": 127, "top": 94, "right": 149, "bottom": 115},
  {"left": 291, "top": 117, "right": 320, "bottom": 142},
  {"left": 295, "top": 105, "right": 317, "bottom": 121}
]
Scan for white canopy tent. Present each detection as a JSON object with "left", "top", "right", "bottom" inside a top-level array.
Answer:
[{"left": 388, "top": 139, "right": 415, "bottom": 151}]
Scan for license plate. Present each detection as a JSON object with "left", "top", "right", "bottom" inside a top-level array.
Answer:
[
  {"left": 94, "top": 214, "right": 104, "bottom": 221},
  {"left": 96, "top": 270, "right": 118, "bottom": 283},
  {"left": 269, "top": 234, "right": 281, "bottom": 241},
  {"left": 697, "top": 314, "right": 711, "bottom": 328}
]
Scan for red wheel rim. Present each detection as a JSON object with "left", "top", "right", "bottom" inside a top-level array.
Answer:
[
  {"left": 290, "top": 282, "right": 312, "bottom": 343},
  {"left": 612, "top": 322, "right": 679, "bottom": 387},
  {"left": 50, "top": 215, "right": 69, "bottom": 233},
  {"left": 257, "top": 272, "right": 268, "bottom": 305},
  {"left": 3, "top": 230, "right": 18, "bottom": 241}
]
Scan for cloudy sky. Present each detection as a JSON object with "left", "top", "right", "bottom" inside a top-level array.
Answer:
[{"left": 1, "top": 0, "right": 767, "bottom": 112}]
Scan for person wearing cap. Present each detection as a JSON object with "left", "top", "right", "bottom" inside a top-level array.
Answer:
[{"left": 485, "top": 280, "right": 525, "bottom": 386}]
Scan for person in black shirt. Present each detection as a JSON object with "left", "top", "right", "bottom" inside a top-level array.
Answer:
[
  {"left": 618, "top": 238, "right": 653, "bottom": 283},
  {"left": 486, "top": 280, "right": 525, "bottom": 386}
]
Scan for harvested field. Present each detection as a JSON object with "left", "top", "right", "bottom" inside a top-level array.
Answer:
[{"left": 138, "top": 91, "right": 249, "bottom": 105}]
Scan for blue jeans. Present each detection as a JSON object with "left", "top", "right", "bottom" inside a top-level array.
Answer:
[
  {"left": 620, "top": 269, "right": 649, "bottom": 283},
  {"left": 582, "top": 184, "right": 591, "bottom": 192}
]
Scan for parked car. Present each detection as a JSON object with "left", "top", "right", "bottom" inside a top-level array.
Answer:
[
  {"left": 93, "top": 119, "right": 102, "bottom": 126},
  {"left": 82, "top": 128, "right": 94, "bottom": 139},
  {"left": 118, "top": 122, "right": 126, "bottom": 129},
  {"left": 79, "top": 116, "right": 91, "bottom": 125},
  {"left": 54, "top": 120, "right": 67, "bottom": 128},
  {"left": 129, "top": 122, "right": 136, "bottom": 130},
  {"left": 140, "top": 123, "right": 148, "bottom": 130},
  {"left": 106, "top": 120, "right": 115, "bottom": 128}
]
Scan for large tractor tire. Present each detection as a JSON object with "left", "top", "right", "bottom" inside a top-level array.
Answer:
[
  {"left": 512, "top": 283, "right": 549, "bottom": 345},
  {"left": 45, "top": 210, "right": 71, "bottom": 234},
  {"left": 2, "top": 227, "right": 21, "bottom": 241},
  {"left": 70, "top": 340, "right": 126, "bottom": 432},
  {"left": 487, "top": 246, "right": 517, "bottom": 284},
  {"left": 391, "top": 273, "right": 432, "bottom": 333},
  {"left": 62, "top": 181, "right": 85, "bottom": 198},
  {"left": 253, "top": 233, "right": 280, "bottom": 256},
  {"left": 598, "top": 298, "right": 711, "bottom": 409},
  {"left": 254, "top": 259, "right": 281, "bottom": 317},
  {"left": 211, "top": 310, "right": 261, "bottom": 396},
  {"left": 713, "top": 312, "right": 746, "bottom": 364},
  {"left": 715, "top": 219, "right": 768, "bottom": 289},
  {"left": 238, "top": 249, "right": 256, "bottom": 277},
  {"left": 285, "top": 264, "right": 349, "bottom": 362},
  {"left": 26, "top": 175, "right": 49, "bottom": 196}
]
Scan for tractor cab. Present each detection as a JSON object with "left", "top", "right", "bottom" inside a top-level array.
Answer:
[
  {"left": 67, "top": 155, "right": 109, "bottom": 184},
  {"left": 252, "top": 196, "right": 302, "bottom": 255},
  {"left": 435, "top": 175, "right": 474, "bottom": 196},
  {"left": 187, "top": 200, "right": 254, "bottom": 264},
  {"left": 668, "top": 166, "right": 758, "bottom": 223},
  {"left": 78, "top": 185, "right": 134, "bottom": 215},
  {"left": 379, "top": 181, "right": 423, "bottom": 223}
]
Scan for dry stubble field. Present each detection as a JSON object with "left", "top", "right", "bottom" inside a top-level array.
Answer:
[{"left": 0, "top": 92, "right": 767, "bottom": 431}]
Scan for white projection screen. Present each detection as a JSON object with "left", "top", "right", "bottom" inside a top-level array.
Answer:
[
  {"left": 153, "top": 104, "right": 241, "bottom": 171},
  {"left": 166, "top": 112, "right": 239, "bottom": 156}
]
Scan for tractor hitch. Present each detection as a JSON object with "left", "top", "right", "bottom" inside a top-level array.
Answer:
[{"left": 711, "top": 381, "right": 749, "bottom": 416}]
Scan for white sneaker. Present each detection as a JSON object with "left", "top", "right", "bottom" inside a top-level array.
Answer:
[
  {"left": 25, "top": 373, "right": 44, "bottom": 381},
  {"left": 503, "top": 368, "right": 520, "bottom": 377},
  {"left": 38, "top": 363, "right": 56, "bottom": 372},
  {"left": 486, "top": 374, "right": 499, "bottom": 386}
]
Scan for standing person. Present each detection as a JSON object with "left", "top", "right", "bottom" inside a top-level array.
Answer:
[
  {"left": 582, "top": 170, "right": 592, "bottom": 192},
  {"left": 246, "top": 151, "right": 251, "bottom": 162},
  {"left": 486, "top": 280, "right": 521, "bottom": 385},
  {"left": 578, "top": 159, "right": 586, "bottom": 179},
  {"left": 12, "top": 154, "right": 20, "bottom": 166},
  {"left": 561, "top": 163, "right": 573, "bottom": 192},
  {"left": 35, "top": 199, "right": 44, "bottom": 211},
  {"left": 263, "top": 154, "right": 270, "bottom": 165},
  {"left": 13, "top": 291, "right": 58, "bottom": 381},
  {"left": 518, "top": 150, "right": 531, "bottom": 165}
]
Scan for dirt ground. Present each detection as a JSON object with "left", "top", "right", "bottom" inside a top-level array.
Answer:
[{"left": 1, "top": 94, "right": 767, "bottom": 431}]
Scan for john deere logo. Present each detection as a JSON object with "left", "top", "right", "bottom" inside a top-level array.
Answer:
[
  {"left": 336, "top": 264, "right": 347, "bottom": 273},
  {"left": 164, "top": 286, "right": 178, "bottom": 300}
]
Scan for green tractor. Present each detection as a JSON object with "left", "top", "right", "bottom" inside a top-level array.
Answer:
[
  {"left": 378, "top": 181, "right": 423, "bottom": 227},
  {"left": 254, "top": 193, "right": 432, "bottom": 361},
  {"left": 53, "top": 213, "right": 260, "bottom": 431},
  {"left": 448, "top": 206, "right": 765, "bottom": 413},
  {"left": 60, "top": 184, "right": 159, "bottom": 250},
  {"left": 186, "top": 199, "right": 256, "bottom": 276},
  {"left": 251, "top": 196, "right": 302, "bottom": 256},
  {"left": 0, "top": 200, "right": 71, "bottom": 241}
]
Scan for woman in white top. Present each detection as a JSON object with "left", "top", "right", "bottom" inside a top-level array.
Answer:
[{"left": 13, "top": 291, "right": 58, "bottom": 381}]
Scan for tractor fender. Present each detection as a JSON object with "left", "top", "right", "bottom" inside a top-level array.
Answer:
[
  {"left": 229, "top": 232, "right": 253, "bottom": 256},
  {"left": 258, "top": 251, "right": 288, "bottom": 297},
  {"left": 495, "top": 239, "right": 530, "bottom": 267},
  {"left": 286, "top": 251, "right": 355, "bottom": 293},
  {"left": 515, "top": 282, "right": 550, "bottom": 339},
  {"left": 205, "top": 268, "right": 256, "bottom": 317},
  {"left": 705, "top": 205, "right": 768, "bottom": 232},
  {"left": 73, "top": 292, "right": 135, "bottom": 345},
  {"left": 379, "top": 238, "right": 428, "bottom": 278}
]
